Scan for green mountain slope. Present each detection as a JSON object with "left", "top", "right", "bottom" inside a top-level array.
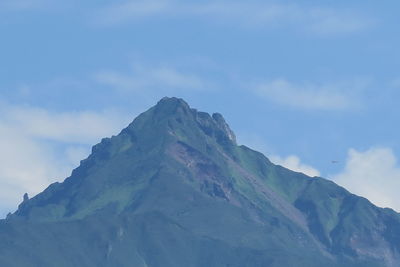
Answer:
[{"left": 1, "top": 97, "right": 399, "bottom": 266}]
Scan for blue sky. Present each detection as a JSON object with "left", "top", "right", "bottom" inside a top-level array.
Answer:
[{"left": 1, "top": 0, "right": 400, "bottom": 217}]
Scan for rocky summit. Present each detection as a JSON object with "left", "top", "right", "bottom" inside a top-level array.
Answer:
[{"left": 1, "top": 97, "right": 400, "bottom": 267}]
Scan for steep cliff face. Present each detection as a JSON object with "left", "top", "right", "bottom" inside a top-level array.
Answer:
[{"left": 1, "top": 97, "right": 399, "bottom": 267}]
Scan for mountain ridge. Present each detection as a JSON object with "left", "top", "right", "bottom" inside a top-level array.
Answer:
[{"left": 1, "top": 97, "right": 400, "bottom": 267}]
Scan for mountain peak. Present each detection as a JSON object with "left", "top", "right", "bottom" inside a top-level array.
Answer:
[
  {"left": 4, "top": 97, "right": 400, "bottom": 267},
  {"left": 123, "top": 96, "right": 236, "bottom": 147},
  {"left": 158, "top": 96, "right": 189, "bottom": 107},
  {"left": 154, "top": 97, "right": 191, "bottom": 115}
]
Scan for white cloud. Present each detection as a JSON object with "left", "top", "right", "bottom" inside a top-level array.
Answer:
[
  {"left": 94, "top": 65, "right": 211, "bottom": 92},
  {"left": 239, "top": 131, "right": 400, "bottom": 211},
  {"left": 0, "top": 103, "right": 131, "bottom": 217},
  {"left": 270, "top": 155, "right": 320, "bottom": 177},
  {"left": 95, "top": 1, "right": 372, "bottom": 35},
  {"left": 253, "top": 79, "right": 363, "bottom": 111},
  {"left": 332, "top": 147, "right": 400, "bottom": 211},
  {"left": 0, "top": 124, "right": 66, "bottom": 217}
]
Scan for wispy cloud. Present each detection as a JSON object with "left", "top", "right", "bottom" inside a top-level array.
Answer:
[
  {"left": 253, "top": 79, "right": 365, "bottom": 111},
  {"left": 390, "top": 77, "right": 400, "bottom": 88},
  {"left": 332, "top": 147, "right": 400, "bottom": 211},
  {"left": 96, "top": 0, "right": 170, "bottom": 24},
  {"left": 0, "top": 0, "right": 53, "bottom": 11},
  {"left": 304, "top": 7, "right": 372, "bottom": 35},
  {"left": 94, "top": 65, "right": 213, "bottom": 93},
  {"left": 95, "top": 0, "right": 373, "bottom": 35},
  {"left": 1, "top": 105, "right": 131, "bottom": 144},
  {"left": 0, "top": 0, "right": 37, "bottom": 10},
  {"left": 0, "top": 103, "right": 131, "bottom": 217}
]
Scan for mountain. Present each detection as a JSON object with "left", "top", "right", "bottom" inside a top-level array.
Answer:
[{"left": 1, "top": 97, "right": 400, "bottom": 267}]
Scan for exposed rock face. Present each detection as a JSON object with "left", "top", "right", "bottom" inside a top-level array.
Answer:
[
  {"left": 212, "top": 113, "right": 237, "bottom": 144},
  {"left": 1, "top": 97, "right": 400, "bottom": 267},
  {"left": 23, "top": 193, "right": 29, "bottom": 202}
]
